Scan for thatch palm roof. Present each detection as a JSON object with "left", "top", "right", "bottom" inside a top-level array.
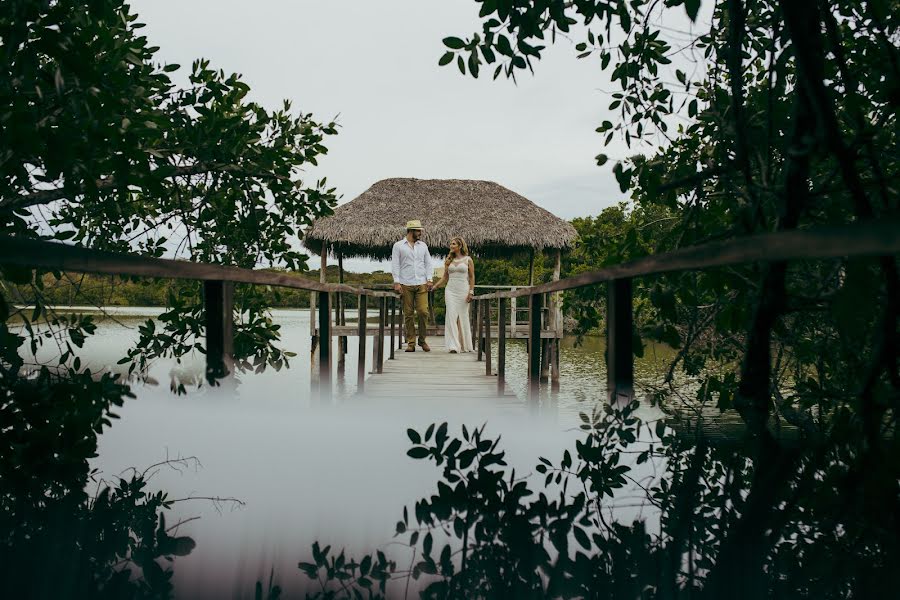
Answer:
[{"left": 304, "top": 178, "right": 577, "bottom": 260}]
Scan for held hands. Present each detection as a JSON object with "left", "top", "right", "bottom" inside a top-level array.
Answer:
[{"left": 393, "top": 283, "right": 402, "bottom": 293}]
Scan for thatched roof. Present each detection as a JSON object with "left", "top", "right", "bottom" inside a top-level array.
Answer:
[{"left": 304, "top": 178, "right": 578, "bottom": 260}]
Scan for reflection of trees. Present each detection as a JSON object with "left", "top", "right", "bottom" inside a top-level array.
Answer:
[
  {"left": 301, "top": 408, "right": 898, "bottom": 599},
  {"left": 0, "top": 368, "right": 197, "bottom": 599}
]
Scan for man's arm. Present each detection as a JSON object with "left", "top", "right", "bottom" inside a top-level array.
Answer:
[{"left": 391, "top": 242, "right": 402, "bottom": 292}]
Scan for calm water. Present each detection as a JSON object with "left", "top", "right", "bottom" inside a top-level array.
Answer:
[{"left": 22, "top": 307, "right": 675, "bottom": 597}]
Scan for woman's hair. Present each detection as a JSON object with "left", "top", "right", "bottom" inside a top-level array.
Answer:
[{"left": 444, "top": 237, "right": 469, "bottom": 266}]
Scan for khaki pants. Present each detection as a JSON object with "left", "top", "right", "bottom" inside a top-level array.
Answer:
[{"left": 401, "top": 284, "right": 429, "bottom": 345}]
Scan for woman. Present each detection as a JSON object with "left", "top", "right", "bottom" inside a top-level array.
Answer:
[{"left": 433, "top": 237, "right": 475, "bottom": 354}]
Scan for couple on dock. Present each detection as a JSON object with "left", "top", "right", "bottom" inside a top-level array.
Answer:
[{"left": 391, "top": 220, "right": 475, "bottom": 354}]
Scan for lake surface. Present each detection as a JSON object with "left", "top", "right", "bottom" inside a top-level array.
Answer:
[{"left": 20, "top": 307, "right": 676, "bottom": 598}]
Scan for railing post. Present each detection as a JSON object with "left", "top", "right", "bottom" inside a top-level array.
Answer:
[
  {"left": 398, "top": 299, "right": 404, "bottom": 350},
  {"left": 357, "top": 294, "right": 367, "bottom": 393},
  {"left": 318, "top": 291, "right": 332, "bottom": 399},
  {"left": 377, "top": 297, "right": 386, "bottom": 374},
  {"left": 550, "top": 338, "right": 560, "bottom": 391},
  {"left": 528, "top": 293, "right": 543, "bottom": 402},
  {"left": 607, "top": 278, "right": 634, "bottom": 405},
  {"left": 476, "top": 299, "right": 484, "bottom": 362},
  {"left": 498, "top": 297, "right": 507, "bottom": 394},
  {"left": 390, "top": 297, "right": 396, "bottom": 360},
  {"left": 510, "top": 293, "right": 517, "bottom": 338},
  {"left": 204, "top": 280, "right": 234, "bottom": 382},
  {"left": 428, "top": 289, "right": 437, "bottom": 326},
  {"left": 484, "top": 295, "right": 492, "bottom": 376}
]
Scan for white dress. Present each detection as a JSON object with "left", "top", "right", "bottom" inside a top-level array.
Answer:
[{"left": 444, "top": 257, "right": 474, "bottom": 353}]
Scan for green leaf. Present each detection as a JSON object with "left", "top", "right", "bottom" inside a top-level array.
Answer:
[
  {"left": 407, "top": 446, "right": 430, "bottom": 459},
  {"left": 443, "top": 37, "right": 465, "bottom": 50},
  {"left": 407, "top": 428, "right": 421, "bottom": 444},
  {"left": 573, "top": 526, "right": 591, "bottom": 549},
  {"left": 438, "top": 52, "right": 454, "bottom": 66},
  {"left": 684, "top": 0, "right": 702, "bottom": 22}
]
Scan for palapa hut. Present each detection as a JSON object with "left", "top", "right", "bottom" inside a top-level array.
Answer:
[
  {"left": 303, "top": 178, "right": 577, "bottom": 375},
  {"left": 304, "top": 178, "right": 577, "bottom": 261}
]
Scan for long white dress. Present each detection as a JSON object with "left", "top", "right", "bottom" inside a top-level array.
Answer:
[{"left": 444, "top": 257, "right": 474, "bottom": 353}]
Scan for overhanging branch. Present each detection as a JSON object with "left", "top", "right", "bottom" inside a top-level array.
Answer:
[{"left": 1, "top": 162, "right": 290, "bottom": 212}]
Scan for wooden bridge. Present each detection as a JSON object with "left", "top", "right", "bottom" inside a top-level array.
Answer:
[{"left": 2, "top": 220, "right": 899, "bottom": 409}]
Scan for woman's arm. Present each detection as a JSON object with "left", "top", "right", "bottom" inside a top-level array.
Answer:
[
  {"left": 466, "top": 257, "right": 475, "bottom": 302},
  {"left": 434, "top": 268, "right": 450, "bottom": 290}
]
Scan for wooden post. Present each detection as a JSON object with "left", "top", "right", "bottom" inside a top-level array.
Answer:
[
  {"left": 357, "top": 294, "right": 367, "bottom": 393},
  {"left": 528, "top": 293, "right": 543, "bottom": 401},
  {"left": 607, "top": 278, "right": 634, "bottom": 405},
  {"left": 510, "top": 293, "right": 517, "bottom": 338},
  {"left": 428, "top": 289, "right": 437, "bottom": 326},
  {"left": 377, "top": 297, "right": 386, "bottom": 374},
  {"left": 337, "top": 251, "right": 347, "bottom": 370},
  {"left": 476, "top": 299, "right": 484, "bottom": 362},
  {"left": 389, "top": 297, "right": 396, "bottom": 359},
  {"left": 204, "top": 280, "right": 234, "bottom": 381},
  {"left": 540, "top": 339, "right": 551, "bottom": 383},
  {"left": 318, "top": 291, "right": 331, "bottom": 399},
  {"left": 498, "top": 297, "right": 507, "bottom": 394},
  {"left": 528, "top": 248, "right": 536, "bottom": 286},
  {"left": 484, "top": 295, "right": 492, "bottom": 376},
  {"left": 398, "top": 298, "right": 404, "bottom": 350}
]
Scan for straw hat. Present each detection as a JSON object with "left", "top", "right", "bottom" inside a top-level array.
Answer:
[{"left": 405, "top": 219, "right": 424, "bottom": 230}]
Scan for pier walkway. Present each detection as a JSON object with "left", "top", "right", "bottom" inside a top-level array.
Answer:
[{"left": 362, "top": 336, "right": 519, "bottom": 404}]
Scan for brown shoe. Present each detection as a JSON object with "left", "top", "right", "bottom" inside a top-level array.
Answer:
[
  {"left": 405, "top": 344, "right": 415, "bottom": 352},
  {"left": 419, "top": 341, "right": 431, "bottom": 352}
]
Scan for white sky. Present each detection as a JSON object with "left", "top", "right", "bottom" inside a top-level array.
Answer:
[{"left": 130, "top": 0, "right": 700, "bottom": 272}]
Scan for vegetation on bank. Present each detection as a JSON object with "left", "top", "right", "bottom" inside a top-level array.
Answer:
[{"left": 4, "top": 267, "right": 394, "bottom": 309}]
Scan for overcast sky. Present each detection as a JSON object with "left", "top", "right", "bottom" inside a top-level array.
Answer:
[{"left": 131, "top": 0, "right": 698, "bottom": 272}]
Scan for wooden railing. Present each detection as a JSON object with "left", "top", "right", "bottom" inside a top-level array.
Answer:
[
  {"left": 0, "top": 236, "right": 398, "bottom": 400},
  {"left": 3, "top": 219, "right": 899, "bottom": 406},
  {"left": 470, "top": 220, "right": 900, "bottom": 403}
]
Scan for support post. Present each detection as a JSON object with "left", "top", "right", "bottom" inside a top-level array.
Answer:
[
  {"left": 204, "top": 280, "right": 234, "bottom": 381},
  {"left": 484, "top": 295, "right": 492, "bottom": 376},
  {"left": 550, "top": 339, "right": 560, "bottom": 391},
  {"left": 476, "top": 299, "right": 484, "bottom": 362},
  {"left": 510, "top": 293, "right": 517, "bottom": 337},
  {"left": 389, "top": 297, "right": 396, "bottom": 359},
  {"left": 398, "top": 299, "right": 404, "bottom": 350},
  {"left": 607, "top": 278, "right": 634, "bottom": 405},
  {"left": 318, "top": 291, "right": 332, "bottom": 399},
  {"left": 357, "top": 294, "right": 367, "bottom": 393},
  {"left": 337, "top": 251, "right": 346, "bottom": 370},
  {"left": 528, "top": 248, "right": 536, "bottom": 286},
  {"left": 498, "top": 297, "right": 507, "bottom": 394},
  {"left": 428, "top": 289, "right": 437, "bottom": 326},
  {"left": 540, "top": 339, "right": 551, "bottom": 382},
  {"left": 528, "top": 293, "right": 543, "bottom": 401},
  {"left": 377, "top": 297, "right": 386, "bottom": 374}
]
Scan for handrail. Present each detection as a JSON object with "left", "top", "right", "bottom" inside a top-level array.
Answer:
[
  {"left": 0, "top": 236, "right": 398, "bottom": 298},
  {"left": 473, "top": 220, "right": 900, "bottom": 300}
]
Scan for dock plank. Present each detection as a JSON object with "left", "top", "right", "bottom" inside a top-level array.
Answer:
[{"left": 361, "top": 337, "right": 519, "bottom": 404}]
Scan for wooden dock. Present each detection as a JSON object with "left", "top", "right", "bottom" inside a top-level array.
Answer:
[{"left": 362, "top": 336, "right": 520, "bottom": 404}]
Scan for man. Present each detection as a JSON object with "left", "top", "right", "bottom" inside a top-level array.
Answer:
[{"left": 391, "top": 220, "right": 434, "bottom": 352}]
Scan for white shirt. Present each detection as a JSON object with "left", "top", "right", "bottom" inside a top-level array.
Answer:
[{"left": 391, "top": 238, "right": 434, "bottom": 286}]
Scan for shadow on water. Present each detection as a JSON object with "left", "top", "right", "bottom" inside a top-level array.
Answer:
[{"left": 4, "top": 309, "right": 898, "bottom": 598}]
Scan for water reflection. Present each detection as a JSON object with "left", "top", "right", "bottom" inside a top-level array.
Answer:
[{"left": 6, "top": 308, "right": 895, "bottom": 597}]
